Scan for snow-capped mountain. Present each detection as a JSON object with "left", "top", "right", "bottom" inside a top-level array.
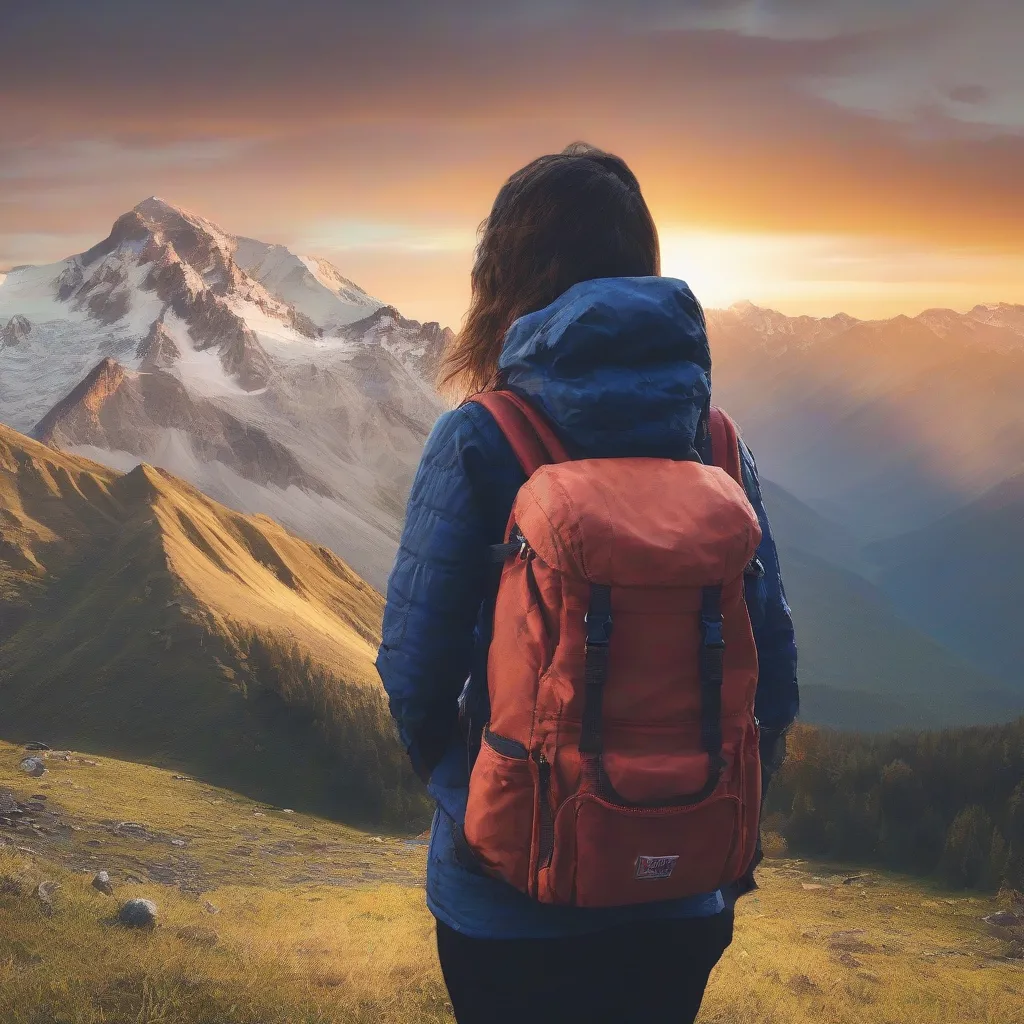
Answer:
[
  {"left": 232, "top": 236, "right": 381, "bottom": 331},
  {"left": 0, "top": 198, "right": 450, "bottom": 589}
]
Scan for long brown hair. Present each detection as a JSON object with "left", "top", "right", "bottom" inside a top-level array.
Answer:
[{"left": 437, "top": 142, "right": 661, "bottom": 400}]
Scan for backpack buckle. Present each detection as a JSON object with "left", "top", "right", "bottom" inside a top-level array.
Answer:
[
  {"left": 701, "top": 619, "right": 725, "bottom": 649},
  {"left": 584, "top": 611, "right": 613, "bottom": 648}
]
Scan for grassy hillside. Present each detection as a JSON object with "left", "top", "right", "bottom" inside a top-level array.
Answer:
[
  {"left": 0, "top": 423, "right": 428, "bottom": 825},
  {"left": 0, "top": 740, "right": 1021, "bottom": 1024}
]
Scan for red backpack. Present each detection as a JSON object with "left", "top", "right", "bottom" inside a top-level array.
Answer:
[{"left": 462, "top": 390, "right": 763, "bottom": 907}]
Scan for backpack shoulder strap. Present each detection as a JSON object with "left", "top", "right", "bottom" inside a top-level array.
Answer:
[
  {"left": 708, "top": 406, "right": 743, "bottom": 486},
  {"left": 465, "top": 390, "right": 571, "bottom": 476}
]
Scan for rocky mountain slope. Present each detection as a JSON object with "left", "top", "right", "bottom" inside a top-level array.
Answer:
[
  {"left": 0, "top": 422, "right": 425, "bottom": 822},
  {"left": 0, "top": 198, "right": 449, "bottom": 590}
]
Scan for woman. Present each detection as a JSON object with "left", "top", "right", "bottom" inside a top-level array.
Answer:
[{"left": 377, "top": 142, "right": 798, "bottom": 1024}]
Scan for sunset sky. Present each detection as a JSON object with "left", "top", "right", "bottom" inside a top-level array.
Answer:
[{"left": 3, "top": 0, "right": 1023, "bottom": 329}]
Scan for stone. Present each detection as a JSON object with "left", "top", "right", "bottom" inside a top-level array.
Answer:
[
  {"left": 36, "top": 880, "right": 59, "bottom": 915},
  {"left": 203, "top": 901, "right": 220, "bottom": 915},
  {"left": 23, "top": 742, "right": 50, "bottom": 752},
  {"left": 118, "top": 898, "right": 158, "bottom": 928},
  {"left": 170, "top": 838, "right": 187, "bottom": 847},
  {"left": 92, "top": 871, "right": 114, "bottom": 895},
  {"left": 19, "top": 757, "right": 46, "bottom": 778},
  {"left": 0, "top": 790, "right": 18, "bottom": 815},
  {"left": 113, "top": 821, "right": 152, "bottom": 840}
]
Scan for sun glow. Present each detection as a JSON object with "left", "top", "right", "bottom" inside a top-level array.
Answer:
[{"left": 658, "top": 229, "right": 1024, "bottom": 319}]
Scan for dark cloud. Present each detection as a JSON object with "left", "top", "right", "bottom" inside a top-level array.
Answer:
[{"left": 949, "top": 84, "right": 992, "bottom": 105}]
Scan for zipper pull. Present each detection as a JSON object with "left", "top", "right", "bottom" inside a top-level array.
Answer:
[{"left": 513, "top": 526, "right": 532, "bottom": 560}]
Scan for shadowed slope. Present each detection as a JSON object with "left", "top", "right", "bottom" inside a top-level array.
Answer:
[{"left": 0, "top": 423, "right": 425, "bottom": 824}]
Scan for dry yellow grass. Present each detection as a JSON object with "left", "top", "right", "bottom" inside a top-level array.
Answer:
[
  {"left": 0, "top": 421, "right": 383, "bottom": 686},
  {"left": 1, "top": 740, "right": 1022, "bottom": 1024},
  {"left": 0, "top": 423, "right": 426, "bottom": 822}
]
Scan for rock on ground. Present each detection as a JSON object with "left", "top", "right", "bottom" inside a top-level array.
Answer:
[
  {"left": 92, "top": 871, "right": 114, "bottom": 895},
  {"left": 118, "top": 898, "right": 158, "bottom": 928},
  {"left": 18, "top": 758, "right": 46, "bottom": 777},
  {"left": 36, "top": 880, "right": 59, "bottom": 915}
]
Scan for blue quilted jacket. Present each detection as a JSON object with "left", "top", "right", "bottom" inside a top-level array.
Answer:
[{"left": 376, "top": 277, "right": 798, "bottom": 938}]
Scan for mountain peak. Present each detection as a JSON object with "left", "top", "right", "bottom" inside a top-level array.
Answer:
[
  {"left": 133, "top": 196, "right": 192, "bottom": 219},
  {"left": 32, "top": 357, "right": 130, "bottom": 443}
]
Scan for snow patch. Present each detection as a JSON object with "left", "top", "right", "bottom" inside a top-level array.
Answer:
[
  {"left": 162, "top": 310, "right": 264, "bottom": 398},
  {"left": 234, "top": 235, "right": 381, "bottom": 330}
]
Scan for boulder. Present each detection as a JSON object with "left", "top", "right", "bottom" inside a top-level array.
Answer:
[
  {"left": 112, "top": 821, "right": 152, "bottom": 840},
  {"left": 19, "top": 757, "right": 46, "bottom": 777},
  {"left": 92, "top": 871, "right": 114, "bottom": 895},
  {"left": 0, "top": 790, "right": 18, "bottom": 815},
  {"left": 118, "top": 898, "right": 158, "bottom": 928}
]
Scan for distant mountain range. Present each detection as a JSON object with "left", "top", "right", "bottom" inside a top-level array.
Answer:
[
  {"left": 753, "top": 480, "right": 1018, "bottom": 730},
  {"left": 1, "top": 201, "right": 1021, "bottom": 733},
  {"left": 707, "top": 300, "right": 1024, "bottom": 713},
  {"left": 868, "top": 472, "right": 1024, "bottom": 686},
  {"left": 0, "top": 198, "right": 447, "bottom": 591},
  {"left": 707, "top": 300, "right": 1024, "bottom": 539},
  {"left": 0, "top": 422, "right": 425, "bottom": 822}
]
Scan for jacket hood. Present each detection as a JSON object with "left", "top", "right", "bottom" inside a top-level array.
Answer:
[{"left": 497, "top": 276, "right": 712, "bottom": 460}]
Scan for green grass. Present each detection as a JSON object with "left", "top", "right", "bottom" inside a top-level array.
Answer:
[{"left": 1, "top": 740, "right": 1021, "bottom": 1024}]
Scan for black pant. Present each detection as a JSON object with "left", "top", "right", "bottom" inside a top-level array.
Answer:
[{"left": 435, "top": 908, "right": 734, "bottom": 1024}]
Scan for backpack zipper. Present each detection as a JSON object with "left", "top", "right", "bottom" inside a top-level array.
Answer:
[{"left": 535, "top": 751, "right": 555, "bottom": 870}]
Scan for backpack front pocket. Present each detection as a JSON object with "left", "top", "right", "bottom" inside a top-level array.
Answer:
[
  {"left": 463, "top": 728, "right": 537, "bottom": 893},
  {"left": 548, "top": 790, "right": 742, "bottom": 908}
]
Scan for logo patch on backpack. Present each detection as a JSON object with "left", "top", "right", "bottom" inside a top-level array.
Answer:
[{"left": 635, "top": 855, "right": 679, "bottom": 880}]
